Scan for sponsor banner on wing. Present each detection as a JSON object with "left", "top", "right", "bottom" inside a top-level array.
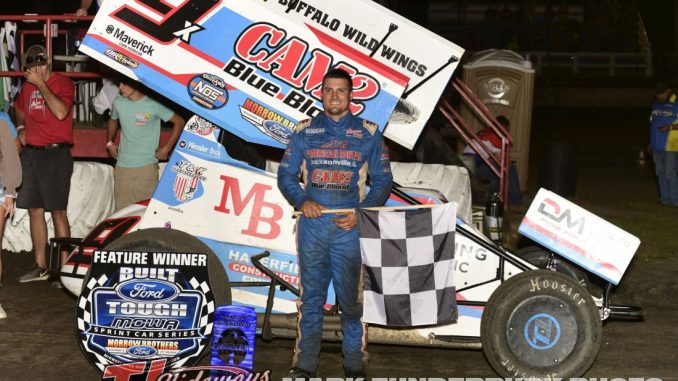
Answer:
[
  {"left": 254, "top": 0, "right": 465, "bottom": 149},
  {"left": 519, "top": 188, "right": 641, "bottom": 285},
  {"left": 79, "top": 0, "right": 409, "bottom": 149},
  {"left": 140, "top": 151, "right": 296, "bottom": 255}
]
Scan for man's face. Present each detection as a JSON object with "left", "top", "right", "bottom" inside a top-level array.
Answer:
[
  {"left": 657, "top": 89, "right": 671, "bottom": 103},
  {"left": 28, "top": 62, "right": 49, "bottom": 79},
  {"left": 118, "top": 83, "right": 136, "bottom": 99},
  {"left": 321, "top": 77, "right": 352, "bottom": 119}
]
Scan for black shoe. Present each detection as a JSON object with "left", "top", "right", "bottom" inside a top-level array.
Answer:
[
  {"left": 288, "top": 367, "right": 315, "bottom": 379},
  {"left": 343, "top": 366, "right": 367, "bottom": 379}
]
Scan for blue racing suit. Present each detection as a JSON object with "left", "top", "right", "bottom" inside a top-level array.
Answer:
[{"left": 277, "top": 112, "right": 392, "bottom": 374}]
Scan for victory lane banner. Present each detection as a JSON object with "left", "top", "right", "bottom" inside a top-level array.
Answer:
[
  {"left": 77, "top": 250, "right": 216, "bottom": 372},
  {"left": 79, "top": 0, "right": 410, "bottom": 149}
]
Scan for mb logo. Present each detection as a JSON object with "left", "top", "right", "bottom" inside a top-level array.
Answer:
[
  {"left": 213, "top": 175, "right": 284, "bottom": 240},
  {"left": 537, "top": 198, "right": 586, "bottom": 235}
]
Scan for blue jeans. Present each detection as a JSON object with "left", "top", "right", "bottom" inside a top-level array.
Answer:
[
  {"left": 652, "top": 149, "right": 678, "bottom": 205},
  {"left": 293, "top": 215, "right": 366, "bottom": 374},
  {"left": 475, "top": 162, "right": 523, "bottom": 204}
]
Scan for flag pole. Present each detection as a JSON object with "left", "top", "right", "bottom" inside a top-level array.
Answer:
[{"left": 292, "top": 203, "right": 442, "bottom": 217}]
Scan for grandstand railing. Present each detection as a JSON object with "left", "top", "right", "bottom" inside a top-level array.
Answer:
[
  {"left": 1, "top": 15, "right": 98, "bottom": 79},
  {"left": 438, "top": 78, "right": 511, "bottom": 204}
]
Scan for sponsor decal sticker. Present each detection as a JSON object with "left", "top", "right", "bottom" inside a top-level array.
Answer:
[
  {"left": 239, "top": 98, "right": 294, "bottom": 144},
  {"left": 106, "top": 26, "right": 156, "bottom": 57},
  {"left": 188, "top": 73, "right": 229, "bottom": 110},
  {"left": 170, "top": 160, "right": 207, "bottom": 203},
  {"left": 185, "top": 116, "right": 216, "bottom": 137},
  {"left": 76, "top": 250, "right": 214, "bottom": 371},
  {"left": 104, "top": 49, "right": 139, "bottom": 68},
  {"left": 346, "top": 128, "right": 363, "bottom": 139}
]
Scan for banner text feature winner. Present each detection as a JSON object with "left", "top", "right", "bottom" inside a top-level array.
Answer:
[
  {"left": 77, "top": 250, "right": 215, "bottom": 372},
  {"left": 519, "top": 188, "right": 641, "bottom": 285},
  {"left": 79, "top": 0, "right": 413, "bottom": 148}
]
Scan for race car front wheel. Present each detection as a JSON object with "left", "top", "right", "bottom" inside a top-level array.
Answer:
[{"left": 481, "top": 270, "right": 602, "bottom": 378}]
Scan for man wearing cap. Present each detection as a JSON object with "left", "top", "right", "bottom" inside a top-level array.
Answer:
[{"left": 15, "top": 45, "right": 75, "bottom": 283}]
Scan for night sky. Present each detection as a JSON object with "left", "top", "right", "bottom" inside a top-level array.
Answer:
[{"left": 1, "top": 1, "right": 675, "bottom": 77}]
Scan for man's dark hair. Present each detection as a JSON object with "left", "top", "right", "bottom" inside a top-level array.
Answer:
[
  {"left": 496, "top": 115, "right": 510, "bottom": 128},
  {"left": 655, "top": 81, "right": 670, "bottom": 94},
  {"left": 116, "top": 76, "right": 144, "bottom": 93},
  {"left": 322, "top": 68, "right": 353, "bottom": 92}
]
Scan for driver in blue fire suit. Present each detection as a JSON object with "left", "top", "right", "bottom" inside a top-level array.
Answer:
[{"left": 278, "top": 68, "right": 393, "bottom": 378}]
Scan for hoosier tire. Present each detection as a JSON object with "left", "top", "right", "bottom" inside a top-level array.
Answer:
[
  {"left": 103, "top": 228, "right": 231, "bottom": 305},
  {"left": 481, "top": 270, "right": 602, "bottom": 378}
]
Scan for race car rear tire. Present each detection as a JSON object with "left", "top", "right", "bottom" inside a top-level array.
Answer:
[
  {"left": 103, "top": 227, "right": 231, "bottom": 305},
  {"left": 481, "top": 270, "right": 602, "bottom": 378},
  {"left": 516, "top": 246, "right": 591, "bottom": 291}
]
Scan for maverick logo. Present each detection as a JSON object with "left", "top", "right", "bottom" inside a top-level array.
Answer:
[
  {"left": 104, "top": 49, "right": 139, "bottom": 68},
  {"left": 537, "top": 198, "right": 586, "bottom": 235},
  {"left": 108, "top": 27, "right": 155, "bottom": 56}
]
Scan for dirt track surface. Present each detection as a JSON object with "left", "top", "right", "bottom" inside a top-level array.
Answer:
[{"left": 1, "top": 107, "right": 677, "bottom": 380}]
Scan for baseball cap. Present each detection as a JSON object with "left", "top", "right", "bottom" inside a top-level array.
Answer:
[{"left": 23, "top": 45, "right": 48, "bottom": 69}]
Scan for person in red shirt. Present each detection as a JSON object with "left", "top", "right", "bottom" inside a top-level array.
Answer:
[
  {"left": 14, "top": 45, "right": 75, "bottom": 283},
  {"left": 463, "top": 115, "right": 523, "bottom": 204}
]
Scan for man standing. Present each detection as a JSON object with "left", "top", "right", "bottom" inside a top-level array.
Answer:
[
  {"left": 278, "top": 68, "right": 393, "bottom": 378},
  {"left": 649, "top": 82, "right": 678, "bottom": 206},
  {"left": 106, "top": 79, "right": 184, "bottom": 210},
  {"left": 15, "top": 45, "right": 75, "bottom": 282}
]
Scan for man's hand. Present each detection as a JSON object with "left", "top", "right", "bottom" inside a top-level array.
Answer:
[
  {"left": 300, "top": 200, "right": 325, "bottom": 218},
  {"left": 155, "top": 146, "right": 171, "bottom": 161},
  {"left": 25, "top": 68, "right": 46, "bottom": 88},
  {"left": 75, "top": 8, "right": 88, "bottom": 16},
  {"left": 107, "top": 144, "right": 119, "bottom": 159},
  {"left": 2, "top": 197, "right": 15, "bottom": 219},
  {"left": 333, "top": 211, "right": 357, "bottom": 231},
  {"left": 17, "top": 131, "right": 26, "bottom": 147}
]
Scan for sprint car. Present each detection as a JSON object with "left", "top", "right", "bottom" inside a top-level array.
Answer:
[{"left": 61, "top": 116, "right": 641, "bottom": 378}]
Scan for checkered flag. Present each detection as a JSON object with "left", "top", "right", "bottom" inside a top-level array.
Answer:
[{"left": 357, "top": 203, "right": 457, "bottom": 327}]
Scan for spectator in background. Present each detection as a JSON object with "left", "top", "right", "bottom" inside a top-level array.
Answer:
[
  {"left": 106, "top": 79, "right": 184, "bottom": 211},
  {"left": 75, "top": 0, "right": 102, "bottom": 16},
  {"left": 91, "top": 77, "right": 120, "bottom": 128},
  {"left": 15, "top": 45, "right": 75, "bottom": 283},
  {"left": 648, "top": 82, "right": 678, "bottom": 206},
  {"left": 0, "top": 111, "right": 22, "bottom": 318},
  {"left": 463, "top": 115, "right": 523, "bottom": 204}
]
